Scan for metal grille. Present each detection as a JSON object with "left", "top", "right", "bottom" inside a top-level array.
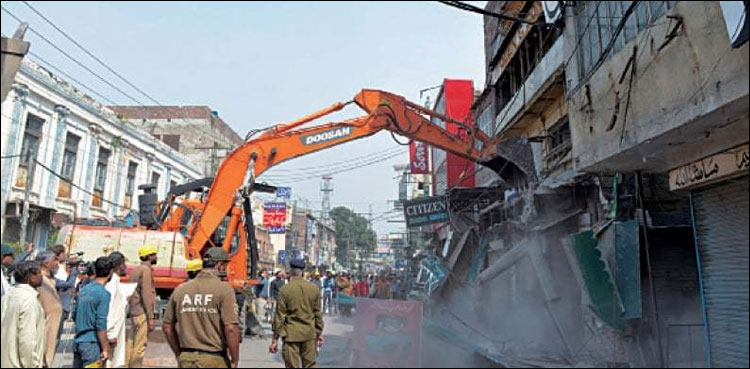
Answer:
[{"left": 692, "top": 177, "right": 749, "bottom": 368}]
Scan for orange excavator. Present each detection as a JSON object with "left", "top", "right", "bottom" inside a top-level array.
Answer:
[
  {"left": 60, "top": 89, "right": 506, "bottom": 293},
  {"left": 183, "top": 89, "right": 504, "bottom": 283}
]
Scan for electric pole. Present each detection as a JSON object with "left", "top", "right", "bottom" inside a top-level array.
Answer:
[{"left": 320, "top": 175, "right": 333, "bottom": 224}]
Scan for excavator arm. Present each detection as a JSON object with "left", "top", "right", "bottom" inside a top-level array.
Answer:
[{"left": 186, "top": 89, "right": 500, "bottom": 268}]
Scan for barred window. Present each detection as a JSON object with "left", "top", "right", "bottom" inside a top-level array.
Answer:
[
  {"left": 57, "top": 133, "right": 81, "bottom": 198},
  {"left": 576, "top": 1, "right": 678, "bottom": 82},
  {"left": 92, "top": 147, "right": 110, "bottom": 207},
  {"left": 16, "top": 114, "right": 45, "bottom": 188}
]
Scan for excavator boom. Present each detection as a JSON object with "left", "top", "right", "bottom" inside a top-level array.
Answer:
[{"left": 186, "top": 89, "right": 500, "bottom": 274}]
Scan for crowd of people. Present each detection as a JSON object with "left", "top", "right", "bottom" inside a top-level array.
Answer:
[
  {"left": 0, "top": 243, "right": 202, "bottom": 368},
  {"left": 2, "top": 243, "right": 125, "bottom": 367},
  {"left": 250, "top": 268, "right": 407, "bottom": 324},
  {"left": 2, "top": 241, "right": 407, "bottom": 368}
]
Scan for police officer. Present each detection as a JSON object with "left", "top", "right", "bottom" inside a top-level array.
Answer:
[
  {"left": 163, "top": 248, "right": 240, "bottom": 368},
  {"left": 269, "top": 258, "right": 325, "bottom": 368}
]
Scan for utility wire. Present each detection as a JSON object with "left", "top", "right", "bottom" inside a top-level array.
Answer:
[
  {"left": 263, "top": 149, "right": 407, "bottom": 181},
  {"left": 1, "top": 5, "right": 146, "bottom": 105},
  {"left": 33, "top": 158, "right": 128, "bottom": 209},
  {"left": 437, "top": 1, "right": 541, "bottom": 25},
  {"left": 21, "top": 0, "right": 162, "bottom": 105}
]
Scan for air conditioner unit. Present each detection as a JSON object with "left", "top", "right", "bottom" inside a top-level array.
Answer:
[
  {"left": 4, "top": 202, "right": 21, "bottom": 218},
  {"left": 543, "top": 1, "right": 563, "bottom": 23}
]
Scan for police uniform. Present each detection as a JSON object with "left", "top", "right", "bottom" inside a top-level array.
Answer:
[
  {"left": 273, "top": 259, "right": 324, "bottom": 368},
  {"left": 163, "top": 249, "right": 239, "bottom": 368}
]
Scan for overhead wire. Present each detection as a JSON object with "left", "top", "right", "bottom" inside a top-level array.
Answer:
[
  {"left": 1, "top": 5, "right": 147, "bottom": 105},
  {"left": 20, "top": 0, "right": 163, "bottom": 106}
]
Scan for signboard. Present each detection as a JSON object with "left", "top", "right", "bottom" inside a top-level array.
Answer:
[
  {"left": 409, "top": 141, "right": 429, "bottom": 174},
  {"left": 353, "top": 299, "right": 423, "bottom": 368},
  {"left": 275, "top": 186, "right": 292, "bottom": 199},
  {"left": 403, "top": 196, "right": 449, "bottom": 228},
  {"left": 669, "top": 144, "right": 749, "bottom": 191},
  {"left": 277, "top": 250, "right": 288, "bottom": 263},
  {"left": 263, "top": 202, "right": 287, "bottom": 233}
]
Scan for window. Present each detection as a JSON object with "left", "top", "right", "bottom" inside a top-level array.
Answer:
[
  {"left": 151, "top": 171, "right": 161, "bottom": 195},
  {"left": 92, "top": 147, "right": 110, "bottom": 207},
  {"left": 57, "top": 133, "right": 81, "bottom": 198},
  {"left": 123, "top": 161, "right": 138, "bottom": 209},
  {"left": 16, "top": 114, "right": 45, "bottom": 188},
  {"left": 170, "top": 180, "right": 177, "bottom": 191},
  {"left": 545, "top": 118, "right": 572, "bottom": 170},
  {"left": 576, "top": 1, "right": 677, "bottom": 81}
]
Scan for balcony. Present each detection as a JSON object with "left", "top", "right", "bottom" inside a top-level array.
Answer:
[{"left": 495, "top": 37, "right": 565, "bottom": 134}]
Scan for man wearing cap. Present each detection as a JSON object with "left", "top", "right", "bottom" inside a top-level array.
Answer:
[
  {"left": 270, "top": 258, "right": 324, "bottom": 368},
  {"left": 163, "top": 247, "right": 240, "bottom": 368},
  {"left": 126, "top": 245, "right": 158, "bottom": 368},
  {"left": 1, "top": 244, "right": 14, "bottom": 296},
  {"left": 106, "top": 252, "right": 129, "bottom": 368}
]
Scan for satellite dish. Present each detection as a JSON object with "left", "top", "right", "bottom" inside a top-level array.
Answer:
[{"left": 543, "top": 1, "right": 563, "bottom": 23}]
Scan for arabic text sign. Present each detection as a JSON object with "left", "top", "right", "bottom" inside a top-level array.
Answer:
[
  {"left": 353, "top": 299, "right": 423, "bottom": 368},
  {"left": 403, "top": 196, "right": 448, "bottom": 228},
  {"left": 263, "top": 202, "right": 287, "bottom": 234},
  {"left": 669, "top": 144, "right": 749, "bottom": 190}
]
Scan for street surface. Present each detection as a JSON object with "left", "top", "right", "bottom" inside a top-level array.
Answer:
[{"left": 53, "top": 315, "right": 356, "bottom": 368}]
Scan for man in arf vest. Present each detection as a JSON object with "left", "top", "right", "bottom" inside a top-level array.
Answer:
[{"left": 163, "top": 247, "right": 240, "bottom": 368}]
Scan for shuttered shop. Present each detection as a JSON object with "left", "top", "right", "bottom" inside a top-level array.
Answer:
[{"left": 692, "top": 177, "right": 749, "bottom": 368}]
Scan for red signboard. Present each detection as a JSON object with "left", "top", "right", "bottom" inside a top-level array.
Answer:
[
  {"left": 443, "top": 79, "right": 475, "bottom": 188},
  {"left": 263, "top": 202, "right": 286, "bottom": 233},
  {"left": 352, "top": 299, "right": 423, "bottom": 368},
  {"left": 409, "top": 141, "right": 429, "bottom": 174}
]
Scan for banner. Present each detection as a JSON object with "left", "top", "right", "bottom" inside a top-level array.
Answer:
[
  {"left": 409, "top": 141, "right": 429, "bottom": 174},
  {"left": 263, "top": 202, "right": 287, "bottom": 233},
  {"left": 353, "top": 299, "right": 423, "bottom": 368},
  {"left": 403, "top": 195, "right": 448, "bottom": 228}
]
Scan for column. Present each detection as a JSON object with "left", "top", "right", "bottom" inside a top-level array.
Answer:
[
  {"left": 44, "top": 104, "right": 70, "bottom": 207},
  {"left": 110, "top": 138, "right": 128, "bottom": 218},
  {"left": 164, "top": 164, "right": 172, "bottom": 199},
  {"left": 1, "top": 84, "right": 29, "bottom": 235},
  {"left": 80, "top": 123, "right": 101, "bottom": 219}
]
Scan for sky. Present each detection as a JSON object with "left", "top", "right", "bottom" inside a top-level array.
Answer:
[{"left": 1, "top": 1, "right": 485, "bottom": 236}]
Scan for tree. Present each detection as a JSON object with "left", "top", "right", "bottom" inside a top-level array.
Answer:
[{"left": 329, "top": 206, "right": 377, "bottom": 267}]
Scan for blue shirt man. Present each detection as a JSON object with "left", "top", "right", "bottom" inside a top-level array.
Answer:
[{"left": 73, "top": 257, "right": 113, "bottom": 367}]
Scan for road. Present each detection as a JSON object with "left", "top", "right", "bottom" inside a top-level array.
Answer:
[
  {"left": 239, "top": 315, "right": 355, "bottom": 368},
  {"left": 52, "top": 315, "right": 355, "bottom": 368}
]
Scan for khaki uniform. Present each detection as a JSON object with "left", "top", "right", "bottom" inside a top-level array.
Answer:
[
  {"left": 127, "top": 263, "right": 156, "bottom": 368},
  {"left": 163, "top": 270, "right": 238, "bottom": 368},
  {"left": 273, "top": 277, "right": 324, "bottom": 368},
  {"left": 38, "top": 274, "right": 63, "bottom": 367}
]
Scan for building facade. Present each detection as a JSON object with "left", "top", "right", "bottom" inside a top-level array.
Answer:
[
  {"left": 422, "top": 1, "right": 748, "bottom": 368},
  {"left": 1, "top": 60, "right": 201, "bottom": 249},
  {"left": 108, "top": 105, "right": 244, "bottom": 177},
  {"left": 564, "top": 2, "right": 748, "bottom": 366}
]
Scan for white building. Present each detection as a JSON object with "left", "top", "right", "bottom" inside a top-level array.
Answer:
[{"left": 1, "top": 60, "right": 201, "bottom": 249}]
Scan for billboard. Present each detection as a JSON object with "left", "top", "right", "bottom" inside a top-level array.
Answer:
[
  {"left": 409, "top": 141, "right": 429, "bottom": 174},
  {"left": 263, "top": 202, "right": 287, "bottom": 233},
  {"left": 402, "top": 195, "right": 448, "bottom": 228},
  {"left": 353, "top": 299, "right": 423, "bottom": 368}
]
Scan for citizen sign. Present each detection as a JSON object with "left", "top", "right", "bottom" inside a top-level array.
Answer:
[
  {"left": 301, "top": 126, "right": 352, "bottom": 145},
  {"left": 403, "top": 196, "right": 449, "bottom": 228}
]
